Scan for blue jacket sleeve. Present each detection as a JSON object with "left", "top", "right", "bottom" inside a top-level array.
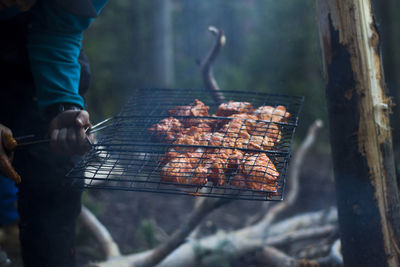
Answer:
[{"left": 27, "top": 0, "right": 108, "bottom": 110}]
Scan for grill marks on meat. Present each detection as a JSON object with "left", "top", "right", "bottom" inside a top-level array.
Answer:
[{"left": 149, "top": 99, "right": 289, "bottom": 192}]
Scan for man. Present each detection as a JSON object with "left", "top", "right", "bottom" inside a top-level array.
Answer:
[{"left": 0, "top": 0, "right": 108, "bottom": 265}]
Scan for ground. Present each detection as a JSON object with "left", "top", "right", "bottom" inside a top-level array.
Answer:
[
  {"left": 76, "top": 151, "right": 336, "bottom": 266},
  {"left": 0, "top": 150, "right": 335, "bottom": 266}
]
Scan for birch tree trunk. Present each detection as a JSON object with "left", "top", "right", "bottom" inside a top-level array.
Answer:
[{"left": 316, "top": 1, "right": 400, "bottom": 266}]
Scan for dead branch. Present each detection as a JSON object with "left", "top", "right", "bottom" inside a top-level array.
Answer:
[
  {"left": 254, "top": 246, "right": 298, "bottom": 267},
  {"left": 244, "top": 120, "right": 324, "bottom": 237},
  {"left": 78, "top": 205, "right": 121, "bottom": 259},
  {"left": 267, "top": 225, "right": 337, "bottom": 247},
  {"left": 134, "top": 198, "right": 230, "bottom": 267},
  {"left": 200, "top": 26, "right": 226, "bottom": 104},
  {"left": 247, "top": 225, "right": 337, "bottom": 267},
  {"left": 246, "top": 119, "right": 323, "bottom": 226},
  {"left": 330, "top": 239, "right": 342, "bottom": 265},
  {"left": 310, "top": 240, "right": 343, "bottom": 267},
  {"left": 87, "top": 207, "right": 337, "bottom": 267}
]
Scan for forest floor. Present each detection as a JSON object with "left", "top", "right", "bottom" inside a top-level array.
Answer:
[
  {"left": 76, "top": 150, "right": 336, "bottom": 266},
  {"left": 0, "top": 150, "right": 335, "bottom": 267}
]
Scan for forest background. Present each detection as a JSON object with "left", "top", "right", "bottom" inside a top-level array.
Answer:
[
  {"left": 74, "top": 0, "right": 400, "bottom": 261},
  {"left": 83, "top": 0, "right": 400, "bottom": 156}
]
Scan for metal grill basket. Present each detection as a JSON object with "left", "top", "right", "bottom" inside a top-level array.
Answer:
[{"left": 67, "top": 88, "right": 303, "bottom": 201}]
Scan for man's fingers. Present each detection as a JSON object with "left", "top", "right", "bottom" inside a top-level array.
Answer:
[
  {"left": 51, "top": 127, "right": 91, "bottom": 155},
  {"left": 49, "top": 110, "right": 87, "bottom": 130},
  {"left": 75, "top": 110, "right": 90, "bottom": 127},
  {"left": 57, "top": 128, "right": 71, "bottom": 155},
  {"left": 2, "top": 133, "right": 18, "bottom": 152},
  {"left": 67, "top": 127, "right": 82, "bottom": 154},
  {"left": 48, "top": 109, "right": 92, "bottom": 155},
  {"left": 67, "top": 127, "right": 77, "bottom": 145},
  {"left": 0, "top": 154, "right": 21, "bottom": 183},
  {"left": 0, "top": 126, "right": 15, "bottom": 160},
  {"left": 50, "top": 129, "right": 62, "bottom": 154}
]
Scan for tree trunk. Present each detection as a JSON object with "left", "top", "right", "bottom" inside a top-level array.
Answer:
[
  {"left": 316, "top": 1, "right": 400, "bottom": 266},
  {"left": 151, "top": 0, "right": 174, "bottom": 87},
  {"left": 372, "top": 0, "right": 400, "bottom": 180}
]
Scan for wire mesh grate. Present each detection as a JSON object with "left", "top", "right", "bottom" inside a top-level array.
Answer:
[{"left": 67, "top": 88, "right": 303, "bottom": 201}]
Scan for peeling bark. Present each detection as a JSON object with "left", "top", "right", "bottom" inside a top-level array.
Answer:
[{"left": 316, "top": 0, "right": 400, "bottom": 266}]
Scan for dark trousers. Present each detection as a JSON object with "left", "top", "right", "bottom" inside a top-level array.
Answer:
[
  {"left": 0, "top": 13, "right": 86, "bottom": 267},
  {"left": 16, "top": 145, "right": 82, "bottom": 267}
]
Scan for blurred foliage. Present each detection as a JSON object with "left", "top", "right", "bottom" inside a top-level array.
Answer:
[
  {"left": 81, "top": 191, "right": 105, "bottom": 217},
  {"left": 193, "top": 240, "right": 233, "bottom": 267},
  {"left": 82, "top": 0, "right": 396, "bottom": 148},
  {"left": 134, "top": 219, "right": 160, "bottom": 251}
]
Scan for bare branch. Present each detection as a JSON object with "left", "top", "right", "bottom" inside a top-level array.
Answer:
[
  {"left": 87, "top": 207, "right": 337, "bottom": 267},
  {"left": 135, "top": 198, "right": 230, "bottom": 267},
  {"left": 248, "top": 120, "right": 324, "bottom": 235},
  {"left": 247, "top": 120, "right": 324, "bottom": 227},
  {"left": 200, "top": 26, "right": 226, "bottom": 104},
  {"left": 330, "top": 239, "right": 343, "bottom": 265},
  {"left": 78, "top": 205, "right": 121, "bottom": 259},
  {"left": 254, "top": 246, "right": 298, "bottom": 267},
  {"left": 266, "top": 224, "right": 336, "bottom": 247}
]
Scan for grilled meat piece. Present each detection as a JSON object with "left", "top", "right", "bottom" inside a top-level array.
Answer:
[
  {"left": 216, "top": 101, "right": 254, "bottom": 117},
  {"left": 149, "top": 117, "right": 184, "bottom": 142},
  {"left": 168, "top": 99, "right": 209, "bottom": 117},
  {"left": 230, "top": 173, "right": 247, "bottom": 189},
  {"left": 251, "top": 122, "right": 282, "bottom": 144},
  {"left": 183, "top": 123, "right": 213, "bottom": 136},
  {"left": 242, "top": 153, "right": 279, "bottom": 181},
  {"left": 227, "top": 113, "right": 258, "bottom": 132},
  {"left": 202, "top": 149, "right": 229, "bottom": 186},
  {"left": 173, "top": 134, "right": 200, "bottom": 152},
  {"left": 161, "top": 156, "right": 194, "bottom": 184},
  {"left": 228, "top": 113, "right": 282, "bottom": 146},
  {"left": 226, "top": 149, "right": 244, "bottom": 172},
  {"left": 246, "top": 135, "right": 275, "bottom": 151},
  {"left": 218, "top": 119, "right": 251, "bottom": 139},
  {"left": 231, "top": 153, "right": 279, "bottom": 191},
  {"left": 161, "top": 155, "right": 208, "bottom": 185},
  {"left": 254, "top": 105, "right": 290, "bottom": 123},
  {"left": 168, "top": 99, "right": 210, "bottom": 127}
]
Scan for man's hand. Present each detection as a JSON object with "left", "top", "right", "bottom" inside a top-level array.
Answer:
[
  {"left": 49, "top": 110, "right": 93, "bottom": 156},
  {"left": 0, "top": 124, "right": 21, "bottom": 183}
]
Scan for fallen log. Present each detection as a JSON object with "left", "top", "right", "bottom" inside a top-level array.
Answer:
[{"left": 87, "top": 207, "right": 337, "bottom": 267}]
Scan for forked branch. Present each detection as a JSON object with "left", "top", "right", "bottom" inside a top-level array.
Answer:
[{"left": 201, "top": 26, "right": 226, "bottom": 104}]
